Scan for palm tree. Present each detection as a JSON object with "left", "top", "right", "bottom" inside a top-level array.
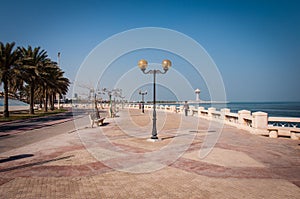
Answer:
[
  {"left": 47, "top": 66, "right": 70, "bottom": 110},
  {"left": 0, "top": 42, "right": 19, "bottom": 117},
  {"left": 18, "top": 46, "right": 48, "bottom": 114},
  {"left": 33, "top": 59, "right": 70, "bottom": 112},
  {"left": 37, "top": 59, "right": 58, "bottom": 112}
]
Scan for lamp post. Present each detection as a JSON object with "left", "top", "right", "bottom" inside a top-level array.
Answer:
[
  {"left": 120, "top": 96, "right": 125, "bottom": 109},
  {"left": 102, "top": 88, "right": 113, "bottom": 117},
  {"left": 57, "top": 52, "right": 61, "bottom": 109},
  {"left": 138, "top": 59, "right": 171, "bottom": 140},
  {"left": 139, "top": 90, "right": 147, "bottom": 113},
  {"left": 93, "top": 89, "right": 103, "bottom": 118},
  {"left": 103, "top": 88, "right": 122, "bottom": 117}
]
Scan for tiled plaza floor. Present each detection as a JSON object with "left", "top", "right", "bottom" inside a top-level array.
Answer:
[{"left": 0, "top": 108, "right": 299, "bottom": 198}]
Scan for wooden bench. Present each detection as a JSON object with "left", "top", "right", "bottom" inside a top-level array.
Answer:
[{"left": 89, "top": 114, "right": 105, "bottom": 127}]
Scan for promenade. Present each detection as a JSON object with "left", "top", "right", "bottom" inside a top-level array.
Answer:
[{"left": 0, "top": 108, "right": 299, "bottom": 198}]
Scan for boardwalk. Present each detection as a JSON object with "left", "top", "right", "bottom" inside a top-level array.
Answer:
[{"left": 0, "top": 108, "right": 299, "bottom": 198}]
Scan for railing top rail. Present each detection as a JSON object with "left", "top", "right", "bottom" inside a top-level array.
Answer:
[
  {"left": 243, "top": 116, "right": 253, "bottom": 121},
  {"left": 268, "top": 117, "right": 300, "bottom": 123},
  {"left": 225, "top": 112, "right": 238, "bottom": 118},
  {"left": 268, "top": 126, "right": 300, "bottom": 132}
]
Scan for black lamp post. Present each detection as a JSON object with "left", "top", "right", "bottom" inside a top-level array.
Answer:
[
  {"left": 138, "top": 59, "right": 171, "bottom": 140},
  {"left": 102, "top": 88, "right": 113, "bottom": 118},
  {"left": 139, "top": 90, "right": 147, "bottom": 113},
  {"left": 120, "top": 96, "right": 125, "bottom": 109},
  {"left": 102, "top": 88, "right": 122, "bottom": 117}
]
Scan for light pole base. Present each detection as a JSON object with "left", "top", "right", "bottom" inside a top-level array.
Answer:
[{"left": 147, "top": 138, "right": 162, "bottom": 142}]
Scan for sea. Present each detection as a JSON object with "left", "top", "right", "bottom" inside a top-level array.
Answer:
[
  {"left": 0, "top": 97, "right": 29, "bottom": 107},
  {"left": 1, "top": 97, "right": 300, "bottom": 118},
  {"left": 160, "top": 102, "right": 300, "bottom": 118}
]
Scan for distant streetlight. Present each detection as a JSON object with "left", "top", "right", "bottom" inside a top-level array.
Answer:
[
  {"left": 57, "top": 52, "right": 61, "bottom": 109},
  {"left": 138, "top": 59, "right": 171, "bottom": 140},
  {"left": 120, "top": 96, "right": 125, "bottom": 109},
  {"left": 103, "top": 88, "right": 122, "bottom": 117},
  {"left": 139, "top": 90, "right": 147, "bottom": 113},
  {"left": 102, "top": 88, "right": 113, "bottom": 117}
]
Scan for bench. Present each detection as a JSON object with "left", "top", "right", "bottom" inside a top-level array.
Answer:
[{"left": 89, "top": 114, "right": 105, "bottom": 128}]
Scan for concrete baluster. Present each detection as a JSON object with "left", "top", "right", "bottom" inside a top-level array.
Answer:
[
  {"left": 221, "top": 108, "right": 230, "bottom": 121},
  {"left": 251, "top": 112, "right": 269, "bottom": 135},
  {"left": 170, "top": 105, "right": 176, "bottom": 113},
  {"left": 179, "top": 105, "right": 184, "bottom": 114},
  {"left": 189, "top": 105, "right": 195, "bottom": 115},
  {"left": 208, "top": 107, "right": 216, "bottom": 118},
  {"left": 198, "top": 107, "right": 204, "bottom": 117},
  {"left": 238, "top": 110, "right": 251, "bottom": 126}
]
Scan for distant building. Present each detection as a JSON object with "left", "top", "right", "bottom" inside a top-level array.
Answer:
[{"left": 195, "top": 89, "right": 200, "bottom": 101}]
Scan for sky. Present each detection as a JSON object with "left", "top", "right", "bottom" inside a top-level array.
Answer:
[{"left": 1, "top": 0, "right": 300, "bottom": 102}]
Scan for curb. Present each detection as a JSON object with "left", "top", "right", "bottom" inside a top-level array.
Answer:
[{"left": 0, "top": 109, "right": 73, "bottom": 127}]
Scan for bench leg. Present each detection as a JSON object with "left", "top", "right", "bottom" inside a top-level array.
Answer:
[
  {"left": 90, "top": 119, "right": 97, "bottom": 128},
  {"left": 91, "top": 118, "right": 105, "bottom": 127}
]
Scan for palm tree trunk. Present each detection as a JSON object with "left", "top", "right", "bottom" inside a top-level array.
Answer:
[
  {"left": 29, "top": 84, "right": 35, "bottom": 114},
  {"left": 49, "top": 93, "right": 54, "bottom": 111},
  {"left": 44, "top": 89, "right": 48, "bottom": 112},
  {"left": 3, "top": 79, "right": 9, "bottom": 118},
  {"left": 39, "top": 98, "right": 43, "bottom": 109},
  {"left": 52, "top": 93, "right": 55, "bottom": 110}
]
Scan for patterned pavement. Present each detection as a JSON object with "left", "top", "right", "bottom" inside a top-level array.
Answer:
[{"left": 0, "top": 108, "right": 299, "bottom": 198}]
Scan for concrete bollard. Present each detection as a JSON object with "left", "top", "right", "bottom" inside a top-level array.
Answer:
[
  {"left": 179, "top": 106, "right": 184, "bottom": 114},
  {"left": 221, "top": 108, "right": 230, "bottom": 120},
  {"left": 269, "top": 130, "right": 278, "bottom": 138},
  {"left": 291, "top": 132, "right": 300, "bottom": 140},
  {"left": 238, "top": 110, "right": 251, "bottom": 126},
  {"left": 170, "top": 105, "right": 176, "bottom": 113},
  {"left": 208, "top": 107, "right": 216, "bottom": 118},
  {"left": 189, "top": 106, "right": 195, "bottom": 115},
  {"left": 198, "top": 107, "right": 204, "bottom": 117},
  {"left": 165, "top": 105, "right": 169, "bottom": 111},
  {"left": 252, "top": 111, "right": 268, "bottom": 129}
]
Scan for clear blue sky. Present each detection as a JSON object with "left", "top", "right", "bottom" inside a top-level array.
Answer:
[{"left": 1, "top": 0, "right": 300, "bottom": 102}]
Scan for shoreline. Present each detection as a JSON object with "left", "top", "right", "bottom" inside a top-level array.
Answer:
[
  {"left": 125, "top": 101, "right": 300, "bottom": 118},
  {"left": 0, "top": 106, "right": 29, "bottom": 113}
]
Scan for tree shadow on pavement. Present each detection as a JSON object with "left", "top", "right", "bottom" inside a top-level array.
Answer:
[
  {"left": 0, "top": 155, "right": 74, "bottom": 172},
  {"left": 0, "top": 154, "right": 34, "bottom": 163}
]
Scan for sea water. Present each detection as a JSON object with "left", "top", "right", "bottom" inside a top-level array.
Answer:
[
  {"left": 0, "top": 97, "right": 29, "bottom": 106},
  {"left": 161, "top": 102, "right": 300, "bottom": 118},
  {"left": 2, "top": 97, "right": 300, "bottom": 118}
]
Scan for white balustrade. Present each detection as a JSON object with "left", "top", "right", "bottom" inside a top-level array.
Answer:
[{"left": 124, "top": 104, "right": 300, "bottom": 140}]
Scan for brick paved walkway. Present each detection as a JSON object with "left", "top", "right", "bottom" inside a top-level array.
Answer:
[{"left": 0, "top": 108, "right": 299, "bottom": 198}]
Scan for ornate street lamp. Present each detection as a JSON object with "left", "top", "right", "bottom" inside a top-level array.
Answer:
[
  {"left": 138, "top": 59, "right": 171, "bottom": 140},
  {"left": 139, "top": 90, "right": 147, "bottom": 113}
]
